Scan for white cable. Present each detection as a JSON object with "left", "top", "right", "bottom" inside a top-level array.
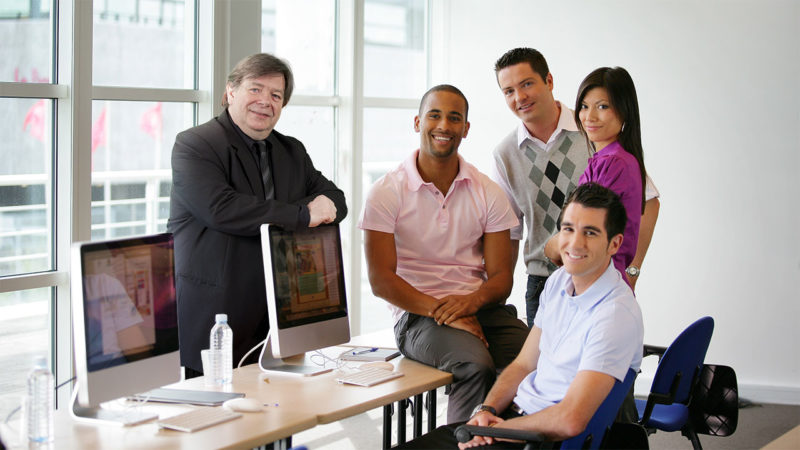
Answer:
[{"left": 238, "top": 338, "right": 267, "bottom": 368}]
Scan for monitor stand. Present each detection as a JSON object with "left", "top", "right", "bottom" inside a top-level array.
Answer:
[
  {"left": 70, "top": 386, "right": 157, "bottom": 426},
  {"left": 258, "top": 331, "right": 332, "bottom": 376}
]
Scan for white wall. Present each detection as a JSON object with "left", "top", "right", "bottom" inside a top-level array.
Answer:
[{"left": 432, "top": 0, "right": 800, "bottom": 403}]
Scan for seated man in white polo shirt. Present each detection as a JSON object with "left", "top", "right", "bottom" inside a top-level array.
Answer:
[
  {"left": 397, "top": 182, "right": 644, "bottom": 448},
  {"left": 359, "top": 84, "right": 529, "bottom": 423}
]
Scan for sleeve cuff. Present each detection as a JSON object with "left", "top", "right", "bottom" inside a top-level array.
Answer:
[{"left": 297, "top": 205, "right": 311, "bottom": 229}]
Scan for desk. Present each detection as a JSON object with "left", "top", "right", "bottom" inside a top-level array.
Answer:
[
  {"left": 51, "top": 404, "right": 314, "bottom": 450},
  {"left": 9, "top": 353, "right": 450, "bottom": 449}
]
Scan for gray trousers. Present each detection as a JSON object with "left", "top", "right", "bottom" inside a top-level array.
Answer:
[{"left": 394, "top": 304, "right": 528, "bottom": 424}]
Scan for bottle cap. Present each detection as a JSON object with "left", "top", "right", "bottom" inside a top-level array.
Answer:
[
  {"left": 215, "top": 313, "right": 228, "bottom": 323},
  {"left": 33, "top": 355, "right": 48, "bottom": 368}
]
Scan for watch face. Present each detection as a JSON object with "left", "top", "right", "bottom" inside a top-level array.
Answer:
[{"left": 626, "top": 266, "right": 639, "bottom": 276}]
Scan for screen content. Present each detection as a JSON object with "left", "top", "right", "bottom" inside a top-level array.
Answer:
[
  {"left": 80, "top": 237, "right": 178, "bottom": 372},
  {"left": 268, "top": 225, "right": 347, "bottom": 329}
]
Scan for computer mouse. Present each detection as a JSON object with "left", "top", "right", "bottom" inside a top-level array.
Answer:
[
  {"left": 222, "top": 397, "right": 263, "bottom": 412},
  {"left": 361, "top": 361, "right": 394, "bottom": 371}
]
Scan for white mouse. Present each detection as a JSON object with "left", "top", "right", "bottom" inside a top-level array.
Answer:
[
  {"left": 361, "top": 361, "right": 394, "bottom": 371},
  {"left": 222, "top": 397, "right": 263, "bottom": 413}
]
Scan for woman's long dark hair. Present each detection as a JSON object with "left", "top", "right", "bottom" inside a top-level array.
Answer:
[{"left": 574, "top": 67, "right": 646, "bottom": 212}]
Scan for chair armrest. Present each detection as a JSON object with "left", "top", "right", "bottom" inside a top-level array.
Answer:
[
  {"left": 643, "top": 344, "right": 667, "bottom": 358},
  {"left": 454, "top": 424, "right": 547, "bottom": 443}
]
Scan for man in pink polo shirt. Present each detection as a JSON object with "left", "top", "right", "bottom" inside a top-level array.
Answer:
[{"left": 359, "top": 85, "right": 529, "bottom": 423}]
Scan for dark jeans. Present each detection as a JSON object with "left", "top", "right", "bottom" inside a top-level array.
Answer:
[{"left": 525, "top": 274, "right": 548, "bottom": 328}]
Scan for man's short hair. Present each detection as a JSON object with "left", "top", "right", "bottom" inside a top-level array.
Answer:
[
  {"left": 418, "top": 84, "right": 469, "bottom": 119},
  {"left": 494, "top": 47, "right": 550, "bottom": 82},
  {"left": 558, "top": 183, "right": 627, "bottom": 241},
  {"left": 223, "top": 53, "right": 294, "bottom": 107}
]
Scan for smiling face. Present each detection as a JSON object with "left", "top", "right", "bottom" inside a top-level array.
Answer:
[
  {"left": 559, "top": 202, "right": 622, "bottom": 293},
  {"left": 414, "top": 90, "right": 470, "bottom": 159},
  {"left": 226, "top": 73, "right": 285, "bottom": 140},
  {"left": 578, "top": 87, "right": 623, "bottom": 151},
  {"left": 496, "top": 62, "right": 556, "bottom": 128}
]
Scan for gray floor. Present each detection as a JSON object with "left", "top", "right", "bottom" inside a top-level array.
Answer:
[{"left": 292, "top": 391, "right": 800, "bottom": 449}]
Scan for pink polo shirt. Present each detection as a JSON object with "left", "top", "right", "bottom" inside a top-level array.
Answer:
[{"left": 358, "top": 150, "right": 519, "bottom": 323}]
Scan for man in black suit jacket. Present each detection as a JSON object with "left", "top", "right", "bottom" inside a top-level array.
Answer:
[{"left": 168, "top": 53, "right": 347, "bottom": 377}]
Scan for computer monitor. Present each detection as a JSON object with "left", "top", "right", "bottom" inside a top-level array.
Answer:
[
  {"left": 70, "top": 233, "right": 180, "bottom": 424},
  {"left": 258, "top": 223, "right": 350, "bottom": 375}
]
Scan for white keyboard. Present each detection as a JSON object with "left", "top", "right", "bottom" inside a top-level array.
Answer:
[
  {"left": 157, "top": 407, "right": 242, "bottom": 432},
  {"left": 336, "top": 367, "right": 404, "bottom": 387}
]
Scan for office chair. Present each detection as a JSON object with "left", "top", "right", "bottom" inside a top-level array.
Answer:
[
  {"left": 455, "top": 368, "right": 637, "bottom": 450},
  {"left": 635, "top": 316, "right": 715, "bottom": 449}
]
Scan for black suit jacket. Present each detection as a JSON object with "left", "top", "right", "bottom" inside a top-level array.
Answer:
[{"left": 167, "top": 111, "right": 347, "bottom": 371}]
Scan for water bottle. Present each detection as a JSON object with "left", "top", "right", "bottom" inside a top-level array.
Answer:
[
  {"left": 26, "top": 356, "right": 54, "bottom": 444},
  {"left": 209, "top": 314, "right": 233, "bottom": 384}
]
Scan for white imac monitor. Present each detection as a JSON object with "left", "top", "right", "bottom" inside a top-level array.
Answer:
[
  {"left": 71, "top": 233, "right": 180, "bottom": 424},
  {"left": 259, "top": 223, "right": 350, "bottom": 375}
]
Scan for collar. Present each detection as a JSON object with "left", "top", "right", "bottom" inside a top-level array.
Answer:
[
  {"left": 226, "top": 109, "right": 272, "bottom": 150},
  {"left": 516, "top": 101, "right": 580, "bottom": 151},
  {"left": 593, "top": 140, "right": 623, "bottom": 157},
  {"left": 561, "top": 261, "right": 621, "bottom": 311},
  {"left": 402, "top": 149, "right": 472, "bottom": 192}
]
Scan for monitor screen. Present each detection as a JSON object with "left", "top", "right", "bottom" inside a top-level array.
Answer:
[
  {"left": 71, "top": 233, "right": 180, "bottom": 407},
  {"left": 260, "top": 223, "right": 349, "bottom": 361}
]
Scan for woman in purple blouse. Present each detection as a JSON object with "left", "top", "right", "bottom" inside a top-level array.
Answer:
[{"left": 574, "top": 66, "right": 647, "bottom": 284}]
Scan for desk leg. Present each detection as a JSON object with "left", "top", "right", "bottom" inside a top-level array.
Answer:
[
  {"left": 413, "top": 393, "right": 423, "bottom": 438},
  {"left": 397, "top": 398, "right": 408, "bottom": 444},
  {"left": 383, "top": 403, "right": 393, "bottom": 450},
  {"left": 267, "top": 437, "right": 290, "bottom": 450},
  {"left": 426, "top": 389, "right": 437, "bottom": 432}
]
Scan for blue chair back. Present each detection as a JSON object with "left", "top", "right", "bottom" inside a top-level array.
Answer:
[
  {"left": 562, "top": 368, "right": 637, "bottom": 449},
  {"left": 650, "top": 316, "right": 714, "bottom": 405}
]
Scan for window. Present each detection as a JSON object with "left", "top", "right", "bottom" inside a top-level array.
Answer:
[
  {"left": 90, "top": 1, "right": 197, "bottom": 242},
  {"left": 0, "top": 0, "right": 200, "bottom": 421},
  {"left": 0, "top": 2, "right": 56, "bottom": 421},
  {"left": 89, "top": 100, "right": 193, "bottom": 240},
  {"left": 260, "top": 0, "right": 429, "bottom": 335},
  {"left": 0, "top": 1, "right": 431, "bottom": 422}
]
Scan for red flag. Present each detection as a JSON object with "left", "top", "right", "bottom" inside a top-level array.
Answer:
[
  {"left": 92, "top": 107, "right": 107, "bottom": 153},
  {"left": 23, "top": 100, "right": 46, "bottom": 142},
  {"left": 140, "top": 102, "right": 163, "bottom": 140}
]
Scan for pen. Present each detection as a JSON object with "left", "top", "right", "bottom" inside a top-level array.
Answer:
[{"left": 353, "top": 347, "right": 378, "bottom": 355}]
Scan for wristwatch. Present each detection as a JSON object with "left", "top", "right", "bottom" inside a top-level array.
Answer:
[
  {"left": 471, "top": 404, "right": 497, "bottom": 418},
  {"left": 626, "top": 265, "right": 640, "bottom": 277}
]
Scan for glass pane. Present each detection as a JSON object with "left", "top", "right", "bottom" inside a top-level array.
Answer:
[
  {"left": 0, "top": 98, "right": 53, "bottom": 276},
  {"left": 358, "top": 107, "right": 418, "bottom": 334},
  {"left": 93, "top": 0, "right": 195, "bottom": 88},
  {"left": 0, "top": 287, "right": 51, "bottom": 422},
  {"left": 277, "top": 106, "right": 336, "bottom": 181},
  {"left": 0, "top": 1, "right": 52, "bottom": 83},
  {"left": 90, "top": 100, "right": 192, "bottom": 240},
  {"left": 261, "top": 0, "right": 335, "bottom": 96},
  {"left": 364, "top": 0, "right": 426, "bottom": 98},
  {"left": 362, "top": 106, "right": 417, "bottom": 168}
]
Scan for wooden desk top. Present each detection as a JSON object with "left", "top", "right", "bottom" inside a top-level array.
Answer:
[
  {"left": 228, "top": 355, "right": 452, "bottom": 424},
  {"left": 30, "top": 350, "right": 451, "bottom": 449},
  {"left": 51, "top": 404, "right": 315, "bottom": 450}
]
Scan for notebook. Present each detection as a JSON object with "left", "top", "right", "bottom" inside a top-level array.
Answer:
[{"left": 340, "top": 347, "right": 401, "bottom": 362}]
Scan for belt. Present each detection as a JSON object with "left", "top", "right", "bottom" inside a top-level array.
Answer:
[{"left": 509, "top": 402, "right": 527, "bottom": 416}]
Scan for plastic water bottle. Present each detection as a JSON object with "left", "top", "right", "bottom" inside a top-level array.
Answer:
[
  {"left": 209, "top": 314, "right": 233, "bottom": 385},
  {"left": 26, "top": 356, "right": 54, "bottom": 444}
]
